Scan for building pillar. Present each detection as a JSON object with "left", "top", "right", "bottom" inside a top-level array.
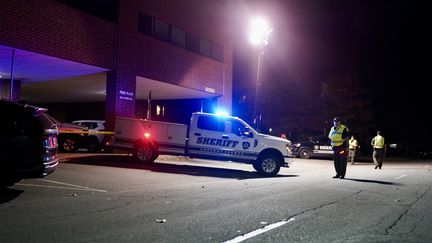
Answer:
[
  {"left": 0, "top": 79, "right": 21, "bottom": 101},
  {"left": 105, "top": 70, "right": 136, "bottom": 130}
]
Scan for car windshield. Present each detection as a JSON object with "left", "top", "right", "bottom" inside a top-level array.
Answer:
[
  {"left": 36, "top": 113, "right": 57, "bottom": 129},
  {"left": 44, "top": 114, "right": 61, "bottom": 125}
]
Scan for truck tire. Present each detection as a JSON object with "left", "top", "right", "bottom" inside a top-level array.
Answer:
[
  {"left": 254, "top": 153, "right": 281, "bottom": 176},
  {"left": 299, "top": 148, "right": 312, "bottom": 159},
  {"left": 59, "top": 136, "right": 79, "bottom": 152},
  {"left": 134, "top": 144, "right": 158, "bottom": 163}
]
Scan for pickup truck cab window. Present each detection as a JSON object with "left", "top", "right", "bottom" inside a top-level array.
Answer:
[{"left": 197, "top": 116, "right": 224, "bottom": 132}]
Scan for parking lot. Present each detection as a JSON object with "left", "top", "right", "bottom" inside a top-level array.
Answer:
[{"left": 1, "top": 153, "right": 432, "bottom": 242}]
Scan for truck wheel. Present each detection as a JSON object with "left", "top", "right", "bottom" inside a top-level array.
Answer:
[
  {"left": 299, "top": 148, "right": 312, "bottom": 159},
  {"left": 134, "top": 144, "right": 158, "bottom": 163},
  {"left": 60, "top": 137, "right": 79, "bottom": 152},
  {"left": 254, "top": 153, "right": 281, "bottom": 176}
]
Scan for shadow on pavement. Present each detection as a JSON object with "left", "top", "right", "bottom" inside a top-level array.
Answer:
[
  {"left": 0, "top": 187, "right": 23, "bottom": 204},
  {"left": 345, "top": 178, "right": 403, "bottom": 186},
  {"left": 62, "top": 155, "right": 299, "bottom": 180}
]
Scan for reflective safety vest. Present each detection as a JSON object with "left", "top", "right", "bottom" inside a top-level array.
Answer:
[
  {"left": 372, "top": 135, "right": 385, "bottom": 148},
  {"left": 328, "top": 124, "right": 348, "bottom": 147},
  {"left": 349, "top": 139, "right": 358, "bottom": 150}
]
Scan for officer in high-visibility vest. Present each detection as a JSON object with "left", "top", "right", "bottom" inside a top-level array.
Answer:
[
  {"left": 371, "top": 131, "right": 386, "bottom": 169},
  {"left": 328, "top": 117, "right": 350, "bottom": 179},
  {"left": 348, "top": 135, "right": 359, "bottom": 164}
]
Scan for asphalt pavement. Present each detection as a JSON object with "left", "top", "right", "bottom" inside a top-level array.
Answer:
[{"left": 1, "top": 153, "right": 431, "bottom": 242}]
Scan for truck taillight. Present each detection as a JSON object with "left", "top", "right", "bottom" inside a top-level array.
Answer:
[{"left": 144, "top": 132, "right": 150, "bottom": 138}]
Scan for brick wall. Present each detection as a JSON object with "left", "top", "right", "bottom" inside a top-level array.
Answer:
[
  {"left": 1, "top": 0, "right": 233, "bottom": 128},
  {"left": 0, "top": 0, "right": 116, "bottom": 69},
  {"left": 104, "top": 0, "right": 233, "bottom": 128}
]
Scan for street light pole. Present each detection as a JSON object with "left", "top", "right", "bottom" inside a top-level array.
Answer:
[
  {"left": 249, "top": 17, "right": 273, "bottom": 130},
  {"left": 253, "top": 46, "right": 264, "bottom": 129}
]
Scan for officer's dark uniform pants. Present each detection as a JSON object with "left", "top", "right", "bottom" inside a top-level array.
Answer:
[
  {"left": 373, "top": 148, "right": 384, "bottom": 168},
  {"left": 333, "top": 146, "right": 347, "bottom": 177}
]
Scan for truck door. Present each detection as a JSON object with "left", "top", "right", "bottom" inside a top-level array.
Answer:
[{"left": 187, "top": 115, "right": 256, "bottom": 162}]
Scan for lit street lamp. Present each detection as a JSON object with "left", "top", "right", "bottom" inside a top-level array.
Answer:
[{"left": 249, "top": 17, "right": 273, "bottom": 130}]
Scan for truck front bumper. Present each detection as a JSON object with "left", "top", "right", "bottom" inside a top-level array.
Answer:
[{"left": 283, "top": 156, "right": 293, "bottom": 167}]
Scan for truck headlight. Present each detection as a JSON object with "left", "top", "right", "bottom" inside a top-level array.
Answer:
[{"left": 285, "top": 144, "right": 292, "bottom": 156}]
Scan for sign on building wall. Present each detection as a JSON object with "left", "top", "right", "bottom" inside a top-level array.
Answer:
[{"left": 119, "top": 90, "right": 134, "bottom": 101}]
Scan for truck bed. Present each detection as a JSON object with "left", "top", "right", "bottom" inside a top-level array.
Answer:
[{"left": 113, "top": 117, "right": 187, "bottom": 155}]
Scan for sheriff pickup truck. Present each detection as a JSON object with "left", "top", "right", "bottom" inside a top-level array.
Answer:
[{"left": 110, "top": 112, "right": 292, "bottom": 176}]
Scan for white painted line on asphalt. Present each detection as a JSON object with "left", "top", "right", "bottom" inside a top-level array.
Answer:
[
  {"left": 15, "top": 183, "right": 107, "bottom": 192},
  {"left": 394, "top": 174, "right": 409, "bottom": 180},
  {"left": 223, "top": 217, "right": 295, "bottom": 243},
  {"left": 15, "top": 179, "right": 107, "bottom": 192}
]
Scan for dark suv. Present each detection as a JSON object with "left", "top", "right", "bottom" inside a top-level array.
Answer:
[
  {"left": 0, "top": 100, "right": 59, "bottom": 187},
  {"left": 291, "top": 136, "right": 334, "bottom": 159}
]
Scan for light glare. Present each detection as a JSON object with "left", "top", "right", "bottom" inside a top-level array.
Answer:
[{"left": 249, "top": 17, "right": 272, "bottom": 46}]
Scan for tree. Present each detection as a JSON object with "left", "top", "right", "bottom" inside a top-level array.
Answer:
[
  {"left": 319, "top": 70, "right": 375, "bottom": 147},
  {"left": 259, "top": 69, "right": 375, "bottom": 145}
]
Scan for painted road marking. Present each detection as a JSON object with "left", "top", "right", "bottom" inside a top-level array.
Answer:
[
  {"left": 394, "top": 174, "right": 409, "bottom": 180},
  {"left": 16, "top": 179, "right": 107, "bottom": 192},
  {"left": 223, "top": 217, "right": 295, "bottom": 243}
]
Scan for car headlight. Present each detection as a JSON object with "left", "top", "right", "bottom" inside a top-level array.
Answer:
[{"left": 294, "top": 143, "right": 301, "bottom": 147}]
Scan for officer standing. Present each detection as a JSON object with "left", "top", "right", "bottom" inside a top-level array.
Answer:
[
  {"left": 371, "top": 131, "right": 385, "bottom": 169},
  {"left": 328, "top": 117, "right": 350, "bottom": 179},
  {"left": 348, "top": 135, "right": 359, "bottom": 164}
]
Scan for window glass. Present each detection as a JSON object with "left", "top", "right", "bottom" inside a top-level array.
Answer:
[
  {"left": 186, "top": 32, "right": 200, "bottom": 53},
  {"left": 197, "top": 116, "right": 225, "bottom": 132},
  {"left": 211, "top": 43, "right": 223, "bottom": 61},
  {"left": 199, "top": 38, "right": 211, "bottom": 57},
  {"left": 171, "top": 26, "right": 185, "bottom": 48},
  {"left": 81, "top": 122, "right": 96, "bottom": 129},
  {"left": 228, "top": 120, "right": 246, "bottom": 136},
  {"left": 138, "top": 12, "right": 153, "bottom": 35},
  {"left": 154, "top": 19, "right": 170, "bottom": 42}
]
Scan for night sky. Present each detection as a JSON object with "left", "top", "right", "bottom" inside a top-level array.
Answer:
[{"left": 232, "top": 0, "right": 431, "bottom": 147}]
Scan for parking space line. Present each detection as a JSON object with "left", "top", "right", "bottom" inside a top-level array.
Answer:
[
  {"left": 223, "top": 217, "right": 295, "bottom": 243},
  {"left": 394, "top": 174, "right": 409, "bottom": 180},
  {"left": 15, "top": 179, "right": 107, "bottom": 192},
  {"left": 15, "top": 183, "right": 107, "bottom": 192}
]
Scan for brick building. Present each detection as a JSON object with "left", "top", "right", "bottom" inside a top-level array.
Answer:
[{"left": 0, "top": 0, "right": 233, "bottom": 128}]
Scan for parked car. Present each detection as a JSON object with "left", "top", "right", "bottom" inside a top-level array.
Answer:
[
  {"left": 0, "top": 100, "right": 59, "bottom": 187},
  {"left": 291, "top": 136, "right": 334, "bottom": 159},
  {"left": 45, "top": 114, "right": 89, "bottom": 152},
  {"left": 72, "top": 120, "right": 106, "bottom": 152}
]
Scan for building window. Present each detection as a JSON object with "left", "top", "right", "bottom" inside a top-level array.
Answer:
[
  {"left": 171, "top": 26, "right": 185, "bottom": 48},
  {"left": 137, "top": 12, "right": 224, "bottom": 62},
  {"left": 156, "top": 105, "right": 165, "bottom": 116},
  {"left": 154, "top": 19, "right": 170, "bottom": 42},
  {"left": 138, "top": 12, "right": 153, "bottom": 35},
  {"left": 211, "top": 43, "right": 223, "bottom": 61},
  {"left": 186, "top": 33, "right": 200, "bottom": 53},
  {"left": 199, "top": 38, "right": 211, "bottom": 57}
]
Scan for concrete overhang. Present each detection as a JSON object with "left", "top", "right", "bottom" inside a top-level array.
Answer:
[{"left": 1, "top": 45, "right": 220, "bottom": 103}]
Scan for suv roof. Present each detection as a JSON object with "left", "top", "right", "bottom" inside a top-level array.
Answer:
[{"left": 73, "top": 120, "right": 105, "bottom": 123}]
